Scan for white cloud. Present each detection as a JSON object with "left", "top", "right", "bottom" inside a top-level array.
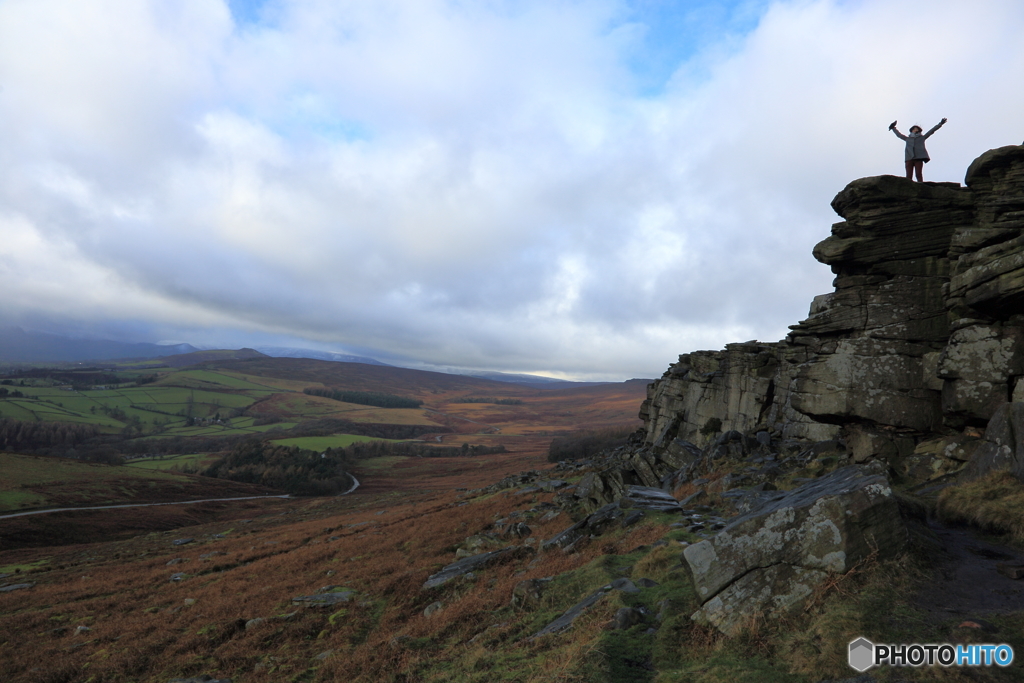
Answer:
[{"left": 2, "top": 0, "right": 1024, "bottom": 380}]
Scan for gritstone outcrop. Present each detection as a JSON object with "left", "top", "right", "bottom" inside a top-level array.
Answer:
[
  {"left": 545, "top": 145, "right": 1024, "bottom": 636},
  {"left": 641, "top": 144, "right": 1024, "bottom": 480}
]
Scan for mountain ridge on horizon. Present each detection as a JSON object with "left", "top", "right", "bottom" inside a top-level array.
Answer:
[{"left": 0, "top": 326, "right": 634, "bottom": 386}]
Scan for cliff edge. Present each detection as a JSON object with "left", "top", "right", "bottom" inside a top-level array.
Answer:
[{"left": 638, "top": 144, "right": 1024, "bottom": 484}]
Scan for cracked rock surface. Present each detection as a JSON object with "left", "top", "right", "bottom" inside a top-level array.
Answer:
[{"left": 683, "top": 466, "right": 908, "bottom": 635}]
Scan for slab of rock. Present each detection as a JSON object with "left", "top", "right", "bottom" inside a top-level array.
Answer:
[
  {"left": 0, "top": 582, "right": 34, "bottom": 593},
  {"left": 619, "top": 486, "right": 683, "bottom": 512},
  {"left": 532, "top": 579, "right": 647, "bottom": 637},
  {"left": 172, "top": 538, "right": 194, "bottom": 546},
  {"left": 684, "top": 466, "right": 907, "bottom": 635},
  {"left": 542, "top": 502, "right": 630, "bottom": 551},
  {"left": 423, "top": 546, "right": 530, "bottom": 589}
]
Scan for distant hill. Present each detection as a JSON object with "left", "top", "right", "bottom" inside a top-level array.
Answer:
[
  {"left": 201, "top": 356, "right": 647, "bottom": 399},
  {"left": 457, "top": 369, "right": 607, "bottom": 387},
  {"left": 254, "top": 346, "right": 391, "bottom": 366},
  {"left": 159, "top": 348, "right": 268, "bottom": 368},
  {"left": 206, "top": 356, "right": 538, "bottom": 396},
  {"left": 0, "top": 327, "right": 199, "bottom": 363}
]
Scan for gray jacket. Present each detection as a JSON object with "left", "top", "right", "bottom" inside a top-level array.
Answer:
[{"left": 892, "top": 121, "right": 944, "bottom": 162}]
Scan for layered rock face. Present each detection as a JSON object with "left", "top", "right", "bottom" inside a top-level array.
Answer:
[{"left": 641, "top": 145, "right": 1024, "bottom": 474}]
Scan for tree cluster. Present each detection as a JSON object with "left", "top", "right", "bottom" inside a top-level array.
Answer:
[
  {"left": 547, "top": 426, "right": 638, "bottom": 463},
  {"left": 303, "top": 387, "right": 422, "bottom": 409},
  {"left": 203, "top": 438, "right": 355, "bottom": 496},
  {"left": 0, "top": 418, "right": 101, "bottom": 452}
]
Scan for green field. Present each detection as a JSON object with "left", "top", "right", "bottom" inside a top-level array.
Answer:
[
  {"left": 0, "top": 369, "right": 306, "bottom": 441},
  {"left": 0, "top": 360, "right": 449, "bottom": 460},
  {"left": 268, "top": 434, "right": 400, "bottom": 450},
  {"left": 0, "top": 452, "right": 190, "bottom": 512}
]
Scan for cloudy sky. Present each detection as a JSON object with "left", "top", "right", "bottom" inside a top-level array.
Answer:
[{"left": 2, "top": 0, "right": 1023, "bottom": 380}]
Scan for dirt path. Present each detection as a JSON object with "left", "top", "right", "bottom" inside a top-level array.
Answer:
[{"left": 915, "top": 519, "right": 1024, "bottom": 621}]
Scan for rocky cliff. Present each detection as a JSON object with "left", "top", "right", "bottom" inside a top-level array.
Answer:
[
  {"left": 640, "top": 144, "right": 1024, "bottom": 482},
  {"left": 547, "top": 144, "right": 1024, "bottom": 637}
]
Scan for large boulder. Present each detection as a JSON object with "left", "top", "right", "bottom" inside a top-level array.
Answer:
[
  {"left": 960, "top": 402, "right": 1024, "bottom": 482},
  {"left": 683, "top": 466, "right": 907, "bottom": 635}
]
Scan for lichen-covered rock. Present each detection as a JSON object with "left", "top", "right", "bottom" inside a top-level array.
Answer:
[
  {"left": 961, "top": 402, "right": 1024, "bottom": 482},
  {"left": 684, "top": 466, "right": 907, "bottom": 635}
]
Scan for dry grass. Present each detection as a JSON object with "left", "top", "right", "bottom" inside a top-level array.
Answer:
[{"left": 937, "top": 470, "right": 1024, "bottom": 543}]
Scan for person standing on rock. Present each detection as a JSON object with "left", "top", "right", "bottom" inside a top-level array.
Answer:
[{"left": 889, "top": 118, "right": 947, "bottom": 182}]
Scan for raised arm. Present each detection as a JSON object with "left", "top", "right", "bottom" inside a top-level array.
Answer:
[
  {"left": 891, "top": 126, "right": 908, "bottom": 141},
  {"left": 923, "top": 117, "right": 947, "bottom": 138}
]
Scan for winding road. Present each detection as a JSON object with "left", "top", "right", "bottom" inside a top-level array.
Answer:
[{"left": 0, "top": 473, "right": 361, "bottom": 521}]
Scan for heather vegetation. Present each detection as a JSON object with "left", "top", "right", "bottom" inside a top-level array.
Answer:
[{"left": 453, "top": 396, "right": 525, "bottom": 405}]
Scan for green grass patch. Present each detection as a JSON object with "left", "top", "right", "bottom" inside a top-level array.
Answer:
[
  {"left": 0, "top": 558, "right": 50, "bottom": 574},
  {"left": 0, "top": 489, "right": 47, "bottom": 509}
]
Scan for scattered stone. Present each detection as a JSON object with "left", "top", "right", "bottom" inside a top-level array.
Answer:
[
  {"left": 423, "top": 546, "right": 532, "bottom": 590},
  {"left": 292, "top": 591, "right": 354, "bottom": 606},
  {"left": 423, "top": 601, "right": 444, "bottom": 617},
  {"left": 533, "top": 590, "right": 607, "bottom": 637},
  {"left": 199, "top": 552, "right": 225, "bottom": 561},
  {"left": 621, "top": 510, "right": 645, "bottom": 528},
  {"left": 171, "top": 538, "right": 194, "bottom": 546},
  {"left": 609, "top": 577, "right": 639, "bottom": 594},
  {"left": 169, "top": 573, "right": 187, "bottom": 582},
  {"left": 166, "top": 558, "right": 188, "bottom": 566},
  {"left": 504, "top": 522, "right": 532, "bottom": 539},
  {"left": 183, "top": 598, "right": 196, "bottom": 606},
  {"left": 620, "top": 486, "right": 683, "bottom": 513},
  {"left": 314, "top": 650, "right": 334, "bottom": 660},
  {"left": 245, "top": 618, "right": 265, "bottom": 630},
  {"left": 510, "top": 577, "right": 551, "bottom": 609},
  {"left": 0, "top": 582, "right": 34, "bottom": 593},
  {"left": 606, "top": 607, "right": 645, "bottom": 630},
  {"left": 678, "top": 490, "right": 707, "bottom": 507},
  {"left": 74, "top": 625, "right": 92, "bottom": 635}
]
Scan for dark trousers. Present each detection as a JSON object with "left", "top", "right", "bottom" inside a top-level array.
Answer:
[{"left": 905, "top": 159, "right": 924, "bottom": 182}]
